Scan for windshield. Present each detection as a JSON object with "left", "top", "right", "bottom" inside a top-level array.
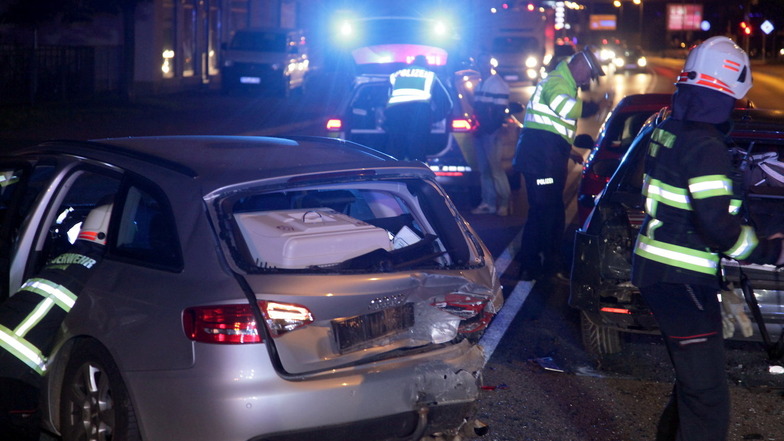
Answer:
[
  {"left": 230, "top": 31, "right": 287, "bottom": 52},
  {"left": 492, "top": 36, "right": 539, "bottom": 53}
]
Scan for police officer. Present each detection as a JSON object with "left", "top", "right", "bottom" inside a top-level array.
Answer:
[
  {"left": 631, "top": 36, "right": 784, "bottom": 441},
  {"left": 384, "top": 55, "right": 453, "bottom": 161},
  {"left": 0, "top": 202, "right": 112, "bottom": 440},
  {"left": 513, "top": 46, "right": 607, "bottom": 281},
  {"left": 470, "top": 52, "right": 512, "bottom": 217}
]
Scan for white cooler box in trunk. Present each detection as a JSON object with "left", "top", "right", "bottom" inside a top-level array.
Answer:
[{"left": 234, "top": 209, "right": 392, "bottom": 269}]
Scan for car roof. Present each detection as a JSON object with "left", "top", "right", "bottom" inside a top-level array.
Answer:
[
  {"left": 9, "top": 136, "right": 432, "bottom": 188},
  {"left": 729, "top": 108, "right": 784, "bottom": 139}
]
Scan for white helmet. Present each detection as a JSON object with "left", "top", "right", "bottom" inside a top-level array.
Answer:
[
  {"left": 676, "top": 36, "right": 751, "bottom": 99},
  {"left": 77, "top": 203, "right": 112, "bottom": 245}
]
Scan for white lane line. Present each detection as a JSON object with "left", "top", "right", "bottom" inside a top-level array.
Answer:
[{"left": 479, "top": 229, "right": 535, "bottom": 363}]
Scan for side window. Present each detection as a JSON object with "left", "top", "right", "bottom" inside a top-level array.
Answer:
[
  {"left": 36, "top": 170, "right": 122, "bottom": 279},
  {"left": 114, "top": 185, "right": 182, "bottom": 271}
]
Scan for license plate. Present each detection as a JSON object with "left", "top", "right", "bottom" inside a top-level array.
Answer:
[
  {"left": 504, "top": 74, "right": 519, "bottom": 81},
  {"left": 240, "top": 76, "right": 261, "bottom": 84},
  {"left": 332, "top": 303, "right": 414, "bottom": 353}
]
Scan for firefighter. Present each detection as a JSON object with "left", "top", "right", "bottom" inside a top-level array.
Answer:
[
  {"left": 384, "top": 54, "right": 453, "bottom": 161},
  {"left": 513, "top": 46, "right": 608, "bottom": 281},
  {"left": 631, "top": 36, "right": 784, "bottom": 441},
  {"left": 0, "top": 202, "right": 112, "bottom": 440}
]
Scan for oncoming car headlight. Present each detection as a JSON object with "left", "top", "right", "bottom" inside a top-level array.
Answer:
[{"left": 525, "top": 56, "right": 538, "bottom": 68}]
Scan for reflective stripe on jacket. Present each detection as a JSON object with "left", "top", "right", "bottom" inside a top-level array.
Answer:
[
  {"left": 387, "top": 67, "right": 436, "bottom": 106},
  {"left": 522, "top": 61, "right": 582, "bottom": 144},
  {"left": 632, "top": 119, "right": 758, "bottom": 288},
  {"left": 0, "top": 248, "right": 101, "bottom": 376}
]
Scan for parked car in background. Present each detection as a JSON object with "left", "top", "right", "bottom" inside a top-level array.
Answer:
[
  {"left": 221, "top": 27, "right": 309, "bottom": 96},
  {"left": 575, "top": 93, "right": 673, "bottom": 225},
  {"left": 570, "top": 108, "right": 784, "bottom": 357},
  {"left": 325, "top": 69, "right": 523, "bottom": 206},
  {"left": 0, "top": 136, "right": 502, "bottom": 440}
]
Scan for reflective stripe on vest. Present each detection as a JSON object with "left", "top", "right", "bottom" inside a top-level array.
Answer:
[
  {"left": 388, "top": 68, "right": 435, "bottom": 106},
  {"left": 523, "top": 67, "right": 577, "bottom": 141},
  {"left": 0, "top": 278, "right": 78, "bottom": 375}
]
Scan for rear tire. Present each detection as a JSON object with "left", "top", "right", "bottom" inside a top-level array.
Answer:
[
  {"left": 580, "top": 311, "right": 622, "bottom": 355},
  {"left": 60, "top": 341, "right": 140, "bottom": 441}
]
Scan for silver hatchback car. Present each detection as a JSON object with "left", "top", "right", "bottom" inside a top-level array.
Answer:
[{"left": 0, "top": 136, "right": 502, "bottom": 440}]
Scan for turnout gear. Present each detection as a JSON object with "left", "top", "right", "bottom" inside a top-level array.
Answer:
[
  {"left": 0, "top": 203, "right": 111, "bottom": 377},
  {"left": 631, "top": 38, "right": 782, "bottom": 441},
  {"left": 676, "top": 36, "right": 752, "bottom": 100},
  {"left": 0, "top": 204, "right": 111, "bottom": 438}
]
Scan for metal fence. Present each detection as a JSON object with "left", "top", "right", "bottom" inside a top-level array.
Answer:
[{"left": 0, "top": 45, "right": 122, "bottom": 104}]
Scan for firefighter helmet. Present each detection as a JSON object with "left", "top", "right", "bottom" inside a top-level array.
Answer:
[
  {"left": 677, "top": 36, "right": 751, "bottom": 99},
  {"left": 77, "top": 203, "right": 113, "bottom": 245}
]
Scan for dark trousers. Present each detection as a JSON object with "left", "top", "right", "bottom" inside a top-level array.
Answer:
[
  {"left": 519, "top": 173, "right": 566, "bottom": 276},
  {"left": 515, "top": 129, "right": 571, "bottom": 276},
  {"left": 640, "top": 282, "right": 729, "bottom": 441},
  {"left": 384, "top": 102, "right": 432, "bottom": 161}
]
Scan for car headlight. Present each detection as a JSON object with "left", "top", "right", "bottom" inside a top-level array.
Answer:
[
  {"left": 637, "top": 57, "right": 647, "bottom": 67},
  {"left": 525, "top": 56, "right": 538, "bottom": 68},
  {"left": 613, "top": 57, "right": 625, "bottom": 68}
]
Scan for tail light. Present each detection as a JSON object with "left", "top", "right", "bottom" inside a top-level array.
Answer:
[
  {"left": 451, "top": 117, "right": 474, "bottom": 133},
  {"left": 325, "top": 118, "right": 343, "bottom": 131},
  {"left": 183, "top": 301, "right": 313, "bottom": 344},
  {"left": 432, "top": 293, "right": 493, "bottom": 335}
]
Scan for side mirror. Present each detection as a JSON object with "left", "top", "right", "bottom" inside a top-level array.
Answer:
[
  {"left": 573, "top": 133, "right": 594, "bottom": 150},
  {"left": 507, "top": 101, "right": 524, "bottom": 114}
]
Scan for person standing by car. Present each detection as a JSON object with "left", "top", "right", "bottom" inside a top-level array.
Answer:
[
  {"left": 384, "top": 55, "right": 453, "bottom": 161},
  {"left": 631, "top": 36, "right": 784, "bottom": 441},
  {"left": 471, "top": 53, "right": 512, "bottom": 216},
  {"left": 0, "top": 202, "right": 112, "bottom": 440},
  {"left": 512, "top": 47, "right": 607, "bottom": 281}
]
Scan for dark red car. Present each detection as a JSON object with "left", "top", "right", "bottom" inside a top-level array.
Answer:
[{"left": 575, "top": 93, "right": 673, "bottom": 225}]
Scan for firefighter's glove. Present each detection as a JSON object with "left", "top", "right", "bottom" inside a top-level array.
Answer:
[{"left": 720, "top": 288, "right": 753, "bottom": 338}]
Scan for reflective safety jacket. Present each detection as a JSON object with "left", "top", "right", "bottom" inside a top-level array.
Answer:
[
  {"left": 631, "top": 118, "right": 778, "bottom": 288},
  {"left": 0, "top": 242, "right": 103, "bottom": 377},
  {"left": 387, "top": 67, "right": 438, "bottom": 107},
  {"left": 522, "top": 61, "right": 583, "bottom": 144}
]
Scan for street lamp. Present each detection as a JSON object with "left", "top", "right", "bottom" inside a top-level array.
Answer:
[{"left": 633, "top": 0, "right": 644, "bottom": 48}]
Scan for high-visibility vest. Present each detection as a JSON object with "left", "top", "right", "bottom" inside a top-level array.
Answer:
[
  {"left": 522, "top": 61, "right": 582, "bottom": 144},
  {"left": 0, "top": 245, "right": 102, "bottom": 376}
]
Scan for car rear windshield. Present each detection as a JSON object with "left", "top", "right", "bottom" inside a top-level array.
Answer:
[{"left": 219, "top": 179, "right": 478, "bottom": 274}]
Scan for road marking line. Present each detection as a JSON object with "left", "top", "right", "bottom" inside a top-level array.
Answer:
[{"left": 479, "top": 229, "right": 534, "bottom": 363}]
